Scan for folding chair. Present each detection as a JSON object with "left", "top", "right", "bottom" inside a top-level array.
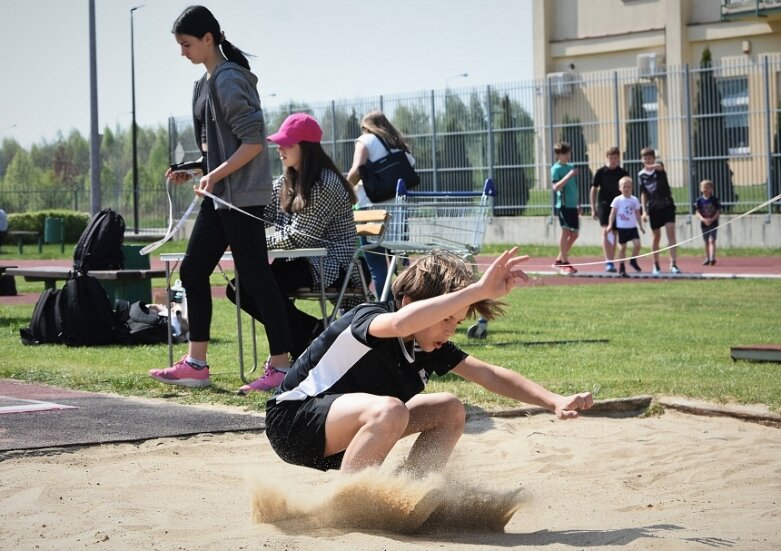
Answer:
[{"left": 288, "top": 209, "right": 390, "bottom": 322}]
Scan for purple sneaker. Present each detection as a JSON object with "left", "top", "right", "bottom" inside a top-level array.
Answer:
[
  {"left": 149, "top": 356, "right": 211, "bottom": 388},
  {"left": 237, "top": 362, "right": 287, "bottom": 395}
]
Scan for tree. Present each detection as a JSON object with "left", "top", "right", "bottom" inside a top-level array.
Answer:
[
  {"left": 437, "top": 92, "right": 473, "bottom": 192},
  {"left": 339, "top": 109, "right": 361, "bottom": 174},
  {"left": 0, "top": 137, "right": 23, "bottom": 179},
  {"left": 493, "top": 94, "right": 530, "bottom": 215},
  {"left": 692, "top": 47, "right": 737, "bottom": 209},
  {"left": 559, "top": 115, "right": 592, "bottom": 210},
  {"left": 624, "top": 84, "right": 649, "bottom": 192}
]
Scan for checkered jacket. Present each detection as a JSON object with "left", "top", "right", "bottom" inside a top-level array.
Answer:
[{"left": 264, "top": 169, "right": 359, "bottom": 290}]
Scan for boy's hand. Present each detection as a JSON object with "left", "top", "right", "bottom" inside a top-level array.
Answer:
[
  {"left": 640, "top": 226, "right": 646, "bottom": 234},
  {"left": 554, "top": 392, "right": 593, "bottom": 419},
  {"left": 478, "top": 247, "right": 529, "bottom": 299}
]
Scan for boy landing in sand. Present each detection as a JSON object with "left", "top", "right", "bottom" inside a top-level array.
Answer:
[{"left": 264, "top": 248, "right": 593, "bottom": 475}]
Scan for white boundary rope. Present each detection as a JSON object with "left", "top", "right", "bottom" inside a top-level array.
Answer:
[
  {"left": 139, "top": 170, "right": 780, "bottom": 273},
  {"left": 563, "top": 193, "right": 781, "bottom": 269}
]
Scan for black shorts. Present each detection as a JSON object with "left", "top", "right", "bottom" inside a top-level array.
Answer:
[
  {"left": 265, "top": 394, "right": 345, "bottom": 471},
  {"left": 617, "top": 227, "right": 640, "bottom": 244},
  {"left": 649, "top": 205, "right": 676, "bottom": 230},
  {"left": 557, "top": 207, "right": 579, "bottom": 232},
  {"left": 597, "top": 202, "right": 613, "bottom": 227},
  {"left": 701, "top": 222, "right": 718, "bottom": 242}
]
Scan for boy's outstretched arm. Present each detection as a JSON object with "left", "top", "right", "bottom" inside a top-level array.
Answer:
[
  {"left": 369, "top": 249, "right": 528, "bottom": 339},
  {"left": 452, "top": 356, "right": 593, "bottom": 419}
]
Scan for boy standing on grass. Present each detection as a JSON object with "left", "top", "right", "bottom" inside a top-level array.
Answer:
[
  {"left": 638, "top": 147, "right": 680, "bottom": 275},
  {"left": 591, "top": 147, "right": 628, "bottom": 273},
  {"left": 695, "top": 180, "right": 721, "bottom": 266},
  {"left": 551, "top": 142, "right": 580, "bottom": 275},
  {"left": 264, "top": 249, "right": 593, "bottom": 474},
  {"left": 608, "top": 176, "right": 645, "bottom": 277}
]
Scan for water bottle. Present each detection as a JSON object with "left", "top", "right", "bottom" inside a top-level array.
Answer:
[{"left": 170, "top": 279, "right": 185, "bottom": 305}]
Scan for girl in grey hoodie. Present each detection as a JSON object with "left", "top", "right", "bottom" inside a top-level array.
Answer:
[{"left": 149, "top": 5, "right": 294, "bottom": 392}]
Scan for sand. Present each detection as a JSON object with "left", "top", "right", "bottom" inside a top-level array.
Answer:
[{"left": 1, "top": 410, "right": 779, "bottom": 550}]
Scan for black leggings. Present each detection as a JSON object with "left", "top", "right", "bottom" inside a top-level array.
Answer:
[
  {"left": 180, "top": 198, "right": 293, "bottom": 355},
  {"left": 226, "top": 258, "right": 335, "bottom": 360}
]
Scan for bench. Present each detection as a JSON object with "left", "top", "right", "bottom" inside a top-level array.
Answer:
[
  {"left": 5, "top": 266, "right": 166, "bottom": 304},
  {"left": 7, "top": 231, "right": 42, "bottom": 254}
]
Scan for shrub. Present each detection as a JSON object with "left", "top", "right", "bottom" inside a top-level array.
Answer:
[{"left": 7, "top": 210, "right": 90, "bottom": 242}]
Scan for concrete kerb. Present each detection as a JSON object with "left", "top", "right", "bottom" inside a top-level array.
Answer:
[{"left": 479, "top": 395, "right": 781, "bottom": 427}]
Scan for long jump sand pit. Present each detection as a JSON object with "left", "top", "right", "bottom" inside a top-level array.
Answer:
[{"left": 1, "top": 408, "right": 779, "bottom": 550}]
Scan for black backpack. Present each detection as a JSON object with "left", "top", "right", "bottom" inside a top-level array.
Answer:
[
  {"left": 55, "top": 274, "right": 117, "bottom": 346},
  {"left": 20, "top": 288, "right": 62, "bottom": 345},
  {"left": 115, "top": 300, "right": 168, "bottom": 345},
  {"left": 0, "top": 273, "right": 17, "bottom": 296},
  {"left": 73, "top": 209, "right": 126, "bottom": 273}
]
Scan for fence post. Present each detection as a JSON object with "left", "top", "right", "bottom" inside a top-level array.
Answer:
[
  {"left": 431, "top": 89, "right": 438, "bottom": 191},
  {"left": 486, "top": 85, "right": 494, "bottom": 181},
  {"left": 684, "top": 64, "right": 695, "bottom": 219},
  {"left": 330, "top": 100, "right": 337, "bottom": 159},
  {"left": 613, "top": 71, "right": 621, "bottom": 151},
  {"left": 546, "top": 77, "right": 556, "bottom": 222},
  {"left": 762, "top": 55, "right": 773, "bottom": 221},
  {"left": 379, "top": 94, "right": 384, "bottom": 112}
]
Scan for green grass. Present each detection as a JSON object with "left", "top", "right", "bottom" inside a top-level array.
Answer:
[{"left": 1, "top": 278, "right": 779, "bottom": 413}]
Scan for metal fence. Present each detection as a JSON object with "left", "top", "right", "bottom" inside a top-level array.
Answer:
[
  {"left": 171, "top": 56, "right": 780, "bottom": 220},
  {"left": 10, "top": 57, "right": 779, "bottom": 229}
]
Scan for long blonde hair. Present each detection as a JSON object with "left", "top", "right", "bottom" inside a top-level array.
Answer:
[{"left": 361, "top": 111, "right": 411, "bottom": 153}]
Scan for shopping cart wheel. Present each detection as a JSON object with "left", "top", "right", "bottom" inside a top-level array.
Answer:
[{"left": 467, "top": 318, "right": 488, "bottom": 339}]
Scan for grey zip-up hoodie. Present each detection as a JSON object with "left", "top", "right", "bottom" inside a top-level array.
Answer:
[{"left": 192, "top": 62, "right": 273, "bottom": 208}]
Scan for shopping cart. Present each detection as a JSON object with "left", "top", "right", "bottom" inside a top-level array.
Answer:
[{"left": 376, "top": 178, "right": 496, "bottom": 338}]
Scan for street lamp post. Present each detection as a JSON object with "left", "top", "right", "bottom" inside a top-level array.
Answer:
[
  {"left": 445, "top": 72, "right": 469, "bottom": 89},
  {"left": 130, "top": 5, "right": 144, "bottom": 234}
]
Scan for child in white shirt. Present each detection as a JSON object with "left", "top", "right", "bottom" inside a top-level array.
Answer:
[{"left": 608, "top": 176, "right": 645, "bottom": 277}]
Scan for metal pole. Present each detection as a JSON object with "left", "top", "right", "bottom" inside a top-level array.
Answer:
[
  {"left": 89, "top": 0, "right": 101, "bottom": 215},
  {"left": 486, "top": 85, "right": 494, "bottom": 181},
  {"left": 613, "top": 71, "right": 621, "bottom": 151},
  {"left": 762, "top": 56, "right": 773, "bottom": 221},
  {"left": 131, "top": 5, "right": 144, "bottom": 234},
  {"left": 431, "top": 89, "right": 438, "bottom": 191},
  {"left": 546, "top": 77, "right": 556, "bottom": 221},
  {"left": 684, "top": 64, "right": 695, "bottom": 218}
]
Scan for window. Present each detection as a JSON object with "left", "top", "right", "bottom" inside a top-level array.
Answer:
[
  {"left": 641, "top": 84, "right": 659, "bottom": 149},
  {"left": 718, "top": 77, "right": 749, "bottom": 156}
]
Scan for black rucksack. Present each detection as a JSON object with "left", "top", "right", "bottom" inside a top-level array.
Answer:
[
  {"left": 0, "top": 273, "right": 17, "bottom": 296},
  {"left": 20, "top": 288, "right": 62, "bottom": 345},
  {"left": 115, "top": 300, "right": 169, "bottom": 345},
  {"left": 55, "top": 274, "right": 117, "bottom": 346},
  {"left": 73, "top": 209, "right": 125, "bottom": 273}
]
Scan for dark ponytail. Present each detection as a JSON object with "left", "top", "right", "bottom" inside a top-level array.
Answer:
[{"left": 172, "top": 5, "right": 251, "bottom": 70}]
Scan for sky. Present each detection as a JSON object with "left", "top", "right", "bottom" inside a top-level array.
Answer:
[{"left": 2, "top": 0, "right": 534, "bottom": 148}]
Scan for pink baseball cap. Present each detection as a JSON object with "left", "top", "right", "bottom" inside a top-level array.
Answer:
[{"left": 267, "top": 113, "right": 323, "bottom": 146}]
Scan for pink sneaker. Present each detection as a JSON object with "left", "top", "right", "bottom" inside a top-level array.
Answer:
[
  {"left": 237, "top": 362, "right": 287, "bottom": 395},
  {"left": 149, "top": 356, "right": 211, "bottom": 388}
]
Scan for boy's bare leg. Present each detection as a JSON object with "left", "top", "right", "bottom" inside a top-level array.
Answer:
[
  {"left": 400, "top": 393, "right": 466, "bottom": 475},
  {"left": 603, "top": 228, "right": 616, "bottom": 262},
  {"left": 665, "top": 222, "right": 678, "bottom": 264},
  {"left": 560, "top": 229, "right": 577, "bottom": 262},
  {"left": 324, "top": 392, "right": 465, "bottom": 474},
  {"left": 631, "top": 239, "right": 641, "bottom": 258},
  {"left": 651, "top": 228, "right": 661, "bottom": 265},
  {"left": 325, "top": 393, "right": 410, "bottom": 473}
]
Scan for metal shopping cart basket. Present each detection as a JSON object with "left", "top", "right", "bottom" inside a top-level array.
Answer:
[{"left": 376, "top": 177, "right": 496, "bottom": 338}]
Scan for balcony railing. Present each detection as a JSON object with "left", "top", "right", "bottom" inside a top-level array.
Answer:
[{"left": 721, "top": 0, "right": 781, "bottom": 19}]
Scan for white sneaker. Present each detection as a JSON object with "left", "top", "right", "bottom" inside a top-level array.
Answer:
[
  {"left": 670, "top": 265, "right": 681, "bottom": 274},
  {"left": 652, "top": 266, "right": 661, "bottom": 276}
]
